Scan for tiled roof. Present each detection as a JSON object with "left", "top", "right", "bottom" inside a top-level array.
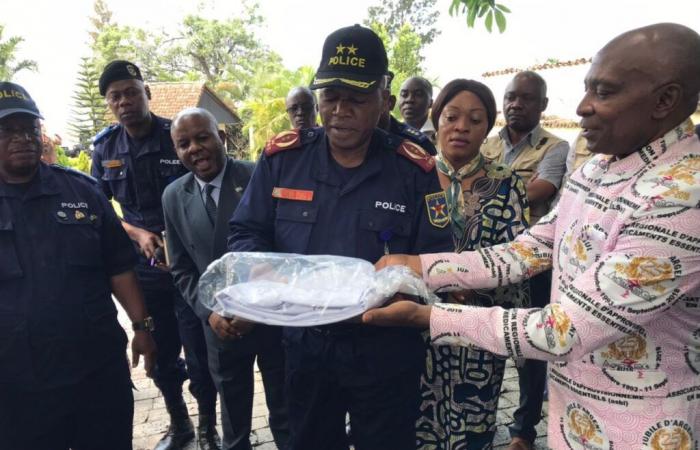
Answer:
[
  {"left": 481, "top": 57, "right": 592, "bottom": 78},
  {"left": 147, "top": 82, "right": 238, "bottom": 121}
]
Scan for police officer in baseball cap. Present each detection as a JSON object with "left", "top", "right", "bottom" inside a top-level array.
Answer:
[
  {"left": 0, "top": 81, "right": 156, "bottom": 449},
  {"left": 229, "top": 25, "right": 452, "bottom": 450}
]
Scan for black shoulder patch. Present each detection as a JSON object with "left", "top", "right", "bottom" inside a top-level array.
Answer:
[
  {"left": 92, "top": 124, "right": 119, "bottom": 145},
  {"left": 535, "top": 137, "right": 549, "bottom": 150},
  {"left": 51, "top": 165, "right": 99, "bottom": 185}
]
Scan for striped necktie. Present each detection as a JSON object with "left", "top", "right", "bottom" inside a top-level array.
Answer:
[{"left": 204, "top": 183, "right": 217, "bottom": 225}]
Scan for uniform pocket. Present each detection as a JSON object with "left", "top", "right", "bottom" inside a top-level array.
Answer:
[
  {"left": 0, "top": 313, "right": 30, "bottom": 382},
  {"left": 83, "top": 299, "right": 127, "bottom": 351},
  {"left": 274, "top": 201, "right": 318, "bottom": 252},
  {"left": 0, "top": 219, "right": 23, "bottom": 281},
  {"left": 54, "top": 215, "right": 104, "bottom": 269},
  {"left": 101, "top": 165, "right": 134, "bottom": 205},
  {"left": 158, "top": 163, "right": 185, "bottom": 190},
  {"left": 357, "top": 209, "right": 412, "bottom": 258}
]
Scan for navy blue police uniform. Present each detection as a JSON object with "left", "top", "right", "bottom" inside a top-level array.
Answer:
[
  {"left": 389, "top": 115, "right": 437, "bottom": 155},
  {"left": 0, "top": 163, "right": 137, "bottom": 450},
  {"left": 91, "top": 114, "right": 217, "bottom": 415},
  {"left": 229, "top": 127, "right": 453, "bottom": 450}
]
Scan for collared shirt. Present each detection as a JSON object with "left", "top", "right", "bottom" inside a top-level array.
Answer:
[
  {"left": 420, "top": 118, "right": 435, "bottom": 134},
  {"left": 194, "top": 160, "right": 227, "bottom": 207},
  {"left": 421, "top": 119, "right": 700, "bottom": 449},
  {"left": 229, "top": 127, "right": 452, "bottom": 384},
  {"left": 0, "top": 163, "right": 136, "bottom": 390},
  {"left": 498, "top": 125, "right": 569, "bottom": 189},
  {"left": 91, "top": 114, "right": 187, "bottom": 234}
]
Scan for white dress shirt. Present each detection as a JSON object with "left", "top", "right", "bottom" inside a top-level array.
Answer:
[{"left": 194, "top": 161, "right": 227, "bottom": 207}]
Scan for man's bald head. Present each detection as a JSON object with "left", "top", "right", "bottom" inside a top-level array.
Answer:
[
  {"left": 171, "top": 107, "right": 227, "bottom": 182},
  {"left": 601, "top": 23, "right": 700, "bottom": 114},
  {"left": 503, "top": 71, "right": 548, "bottom": 133},
  {"left": 510, "top": 71, "right": 547, "bottom": 98},
  {"left": 172, "top": 107, "right": 219, "bottom": 135},
  {"left": 577, "top": 23, "right": 700, "bottom": 157},
  {"left": 286, "top": 87, "right": 318, "bottom": 129}
]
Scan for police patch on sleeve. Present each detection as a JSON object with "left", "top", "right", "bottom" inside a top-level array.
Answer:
[{"left": 425, "top": 191, "right": 449, "bottom": 228}]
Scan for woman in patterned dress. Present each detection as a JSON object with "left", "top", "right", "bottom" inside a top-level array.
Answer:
[{"left": 417, "top": 79, "right": 530, "bottom": 450}]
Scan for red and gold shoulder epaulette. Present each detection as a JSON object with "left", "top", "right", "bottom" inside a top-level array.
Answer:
[
  {"left": 264, "top": 129, "right": 303, "bottom": 156},
  {"left": 395, "top": 139, "right": 435, "bottom": 173}
]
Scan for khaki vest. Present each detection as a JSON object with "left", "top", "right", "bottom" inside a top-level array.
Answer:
[
  {"left": 481, "top": 128, "right": 566, "bottom": 225},
  {"left": 570, "top": 132, "right": 593, "bottom": 172}
]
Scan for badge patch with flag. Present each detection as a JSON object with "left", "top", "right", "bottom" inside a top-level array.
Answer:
[{"left": 425, "top": 191, "right": 449, "bottom": 228}]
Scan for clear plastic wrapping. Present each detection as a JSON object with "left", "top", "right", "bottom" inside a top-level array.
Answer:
[{"left": 198, "top": 252, "right": 439, "bottom": 326}]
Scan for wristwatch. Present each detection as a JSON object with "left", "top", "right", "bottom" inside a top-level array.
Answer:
[{"left": 132, "top": 316, "right": 155, "bottom": 332}]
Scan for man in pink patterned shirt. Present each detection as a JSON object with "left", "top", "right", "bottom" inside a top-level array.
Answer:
[{"left": 365, "top": 23, "right": 700, "bottom": 450}]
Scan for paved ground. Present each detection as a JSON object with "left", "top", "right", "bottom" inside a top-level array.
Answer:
[{"left": 118, "top": 308, "right": 549, "bottom": 450}]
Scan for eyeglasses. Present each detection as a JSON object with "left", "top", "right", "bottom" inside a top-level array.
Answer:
[
  {"left": 286, "top": 104, "right": 315, "bottom": 114},
  {"left": 106, "top": 87, "right": 143, "bottom": 105},
  {"left": 0, "top": 125, "right": 42, "bottom": 141}
]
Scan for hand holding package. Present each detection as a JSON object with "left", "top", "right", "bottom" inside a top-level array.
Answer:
[{"left": 198, "top": 252, "right": 439, "bottom": 326}]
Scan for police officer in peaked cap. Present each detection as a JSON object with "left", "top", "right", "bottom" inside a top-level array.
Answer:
[
  {"left": 92, "top": 61, "right": 221, "bottom": 450},
  {"left": 0, "top": 81, "right": 156, "bottom": 450},
  {"left": 229, "top": 25, "right": 453, "bottom": 450}
]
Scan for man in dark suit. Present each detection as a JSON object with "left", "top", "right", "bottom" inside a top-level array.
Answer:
[{"left": 162, "top": 108, "right": 289, "bottom": 450}]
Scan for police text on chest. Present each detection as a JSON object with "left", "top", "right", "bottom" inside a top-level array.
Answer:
[{"left": 375, "top": 201, "right": 406, "bottom": 213}]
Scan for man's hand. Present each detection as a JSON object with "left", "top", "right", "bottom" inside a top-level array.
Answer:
[
  {"left": 448, "top": 290, "right": 476, "bottom": 305},
  {"left": 208, "top": 314, "right": 255, "bottom": 340},
  {"left": 362, "top": 299, "right": 432, "bottom": 328},
  {"left": 130, "top": 226, "right": 163, "bottom": 260},
  {"left": 230, "top": 317, "right": 255, "bottom": 336},
  {"left": 374, "top": 254, "right": 423, "bottom": 276},
  {"left": 526, "top": 175, "right": 557, "bottom": 204},
  {"left": 208, "top": 313, "right": 240, "bottom": 340},
  {"left": 131, "top": 330, "right": 157, "bottom": 377}
]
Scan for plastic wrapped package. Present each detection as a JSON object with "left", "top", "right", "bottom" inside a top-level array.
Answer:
[{"left": 198, "top": 252, "right": 439, "bottom": 326}]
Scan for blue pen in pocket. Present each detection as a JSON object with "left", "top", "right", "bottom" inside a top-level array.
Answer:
[{"left": 379, "top": 229, "right": 393, "bottom": 255}]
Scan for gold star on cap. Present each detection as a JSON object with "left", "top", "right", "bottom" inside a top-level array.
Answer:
[
  {"left": 336, "top": 43, "right": 346, "bottom": 54},
  {"left": 347, "top": 45, "right": 358, "bottom": 55}
]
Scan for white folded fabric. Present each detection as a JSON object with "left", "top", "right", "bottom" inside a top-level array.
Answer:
[{"left": 198, "top": 252, "right": 438, "bottom": 326}]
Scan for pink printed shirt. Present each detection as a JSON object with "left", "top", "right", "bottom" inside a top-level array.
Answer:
[{"left": 421, "top": 120, "right": 700, "bottom": 449}]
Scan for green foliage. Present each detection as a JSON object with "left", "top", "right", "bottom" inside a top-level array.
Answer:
[
  {"left": 84, "top": 0, "right": 290, "bottom": 161},
  {"left": 240, "top": 65, "right": 315, "bottom": 160},
  {"left": 365, "top": 0, "right": 440, "bottom": 45},
  {"left": 88, "top": 1, "right": 279, "bottom": 107},
  {"left": 0, "top": 24, "right": 38, "bottom": 80},
  {"left": 365, "top": 0, "right": 433, "bottom": 107},
  {"left": 449, "top": 0, "right": 510, "bottom": 33},
  {"left": 367, "top": 22, "right": 425, "bottom": 114},
  {"left": 69, "top": 57, "right": 108, "bottom": 149},
  {"left": 55, "top": 147, "right": 92, "bottom": 174}
]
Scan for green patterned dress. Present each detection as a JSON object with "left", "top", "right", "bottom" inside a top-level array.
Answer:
[{"left": 417, "top": 160, "right": 530, "bottom": 450}]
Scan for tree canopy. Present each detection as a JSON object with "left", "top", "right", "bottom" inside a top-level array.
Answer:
[
  {"left": 0, "top": 24, "right": 38, "bottom": 80},
  {"left": 449, "top": 0, "right": 511, "bottom": 33}
]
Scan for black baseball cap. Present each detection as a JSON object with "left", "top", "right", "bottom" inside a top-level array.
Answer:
[
  {"left": 0, "top": 82, "right": 43, "bottom": 120},
  {"left": 310, "top": 25, "right": 388, "bottom": 93},
  {"left": 99, "top": 60, "right": 143, "bottom": 96}
]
